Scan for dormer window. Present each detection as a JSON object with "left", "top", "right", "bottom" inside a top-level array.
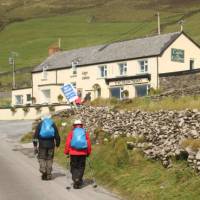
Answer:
[
  {"left": 72, "top": 61, "right": 78, "bottom": 75},
  {"left": 42, "top": 65, "right": 48, "bottom": 80}
]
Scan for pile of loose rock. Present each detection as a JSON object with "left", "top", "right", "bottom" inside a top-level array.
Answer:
[{"left": 55, "top": 106, "right": 200, "bottom": 171}]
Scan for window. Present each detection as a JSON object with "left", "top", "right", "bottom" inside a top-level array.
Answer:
[
  {"left": 139, "top": 60, "right": 148, "bottom": 73},
  {"left": 42, "top": 65, "right": 48, "bottom": 80},
  {"left": 190, "top": 59, "right": 194, "bottom": 70},
  {"left": 71, "top": 82, "right": 76, "bottom": 89},
  {"left": 41, "top": 89, "right": 51, "bottom": 104},
  {"left": 118, "top": 63, "right": 127, "bottom": 76},
  {"left": 26, "top": 94, "right": 31, "bottom": 101},
  {"left": 99, "top": 65, "right": 107, "bottom": 78},
  {"left": 72, "top": 61, "right": 77, "bottom": 75},
  {"left": 110, "top": 87, "right": 123, "bottom": 99},
  {"left": 15, "top": 95, "right": 23, "bottom": 105},
  {"left": 135, "top": 84, "right": 149, "bottom": 97}
]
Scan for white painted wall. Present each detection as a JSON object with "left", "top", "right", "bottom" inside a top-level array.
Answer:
[
  {"left": 159, "top": 34, "right": 200, "bottom": 73},
  {"left": 12, "top": 88, "right": 32, "bottom": 106},
  {"left": 0, "top": 105, "right": 70, "bottom": 120}
]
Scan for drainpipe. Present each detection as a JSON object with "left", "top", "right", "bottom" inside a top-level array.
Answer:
[
  {"left": 156, "top": 56, "right": 159, "bottom": 89},
  {"left": 56, "top": 70, "right": 58, "bottom": 84}
]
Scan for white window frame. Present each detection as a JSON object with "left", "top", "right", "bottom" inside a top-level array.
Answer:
[
  {"left": 110, "top": 87, "right": 124, "bottom": 100},
  {"left": 72, "top": 61, "right": 78, "bottom": 75},
  {"left": 71, "top": 82, "right": 76, "bottom": 89},
  {"left": 15, "top": 95, "right": 23, "bottom": 105},
  {"left": 139, "top": 60, "right": 148, "bottom": 73},
  {"left": 118, "top": 63, "right": 127, "bottom": 76},
  {"left": 99, "top": 65, "right": 107, "bottom": 78},
  {"left": 42, "top": 65, "right": 48, "bottom": 80}
]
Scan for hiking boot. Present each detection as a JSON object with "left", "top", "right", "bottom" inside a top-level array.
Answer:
[
  {"left": 73, "top": 183, "right": 80, "bottom": 189},
  {"left": 41, "top": 173, "right": 47, "bottom": 180},
  {"left": 46, "top": 174, "right": 52, "bottom": 180},
  {"left": 73, "top": 179, "right": 80, "bottom": 189}
]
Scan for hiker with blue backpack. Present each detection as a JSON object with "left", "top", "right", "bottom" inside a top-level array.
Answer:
[
  {"left": 64, "top": 119, "right": 91, "bottom": 189},
  {"left": 33, "top": 114, "right": 60, "bottom": 180}
]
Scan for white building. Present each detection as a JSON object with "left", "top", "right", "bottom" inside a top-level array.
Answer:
[{"left": 12, "top": 31, "right": 200, "bottom": 105}]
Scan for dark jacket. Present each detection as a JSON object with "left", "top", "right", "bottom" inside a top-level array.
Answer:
[{"left": 33, "top": 121, "right": 60, "bottom": 149}]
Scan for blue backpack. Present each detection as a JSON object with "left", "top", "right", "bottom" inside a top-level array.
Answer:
[
  {"left": 39, "top": 118, "right": 55, "bottom": 139},
  {"left": 71, "top": 128, "right": 88, "bottom": 150}
]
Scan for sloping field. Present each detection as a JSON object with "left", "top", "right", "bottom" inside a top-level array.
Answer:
[{"left": 0, "top": 0, "right": 200, "bottom": 91}]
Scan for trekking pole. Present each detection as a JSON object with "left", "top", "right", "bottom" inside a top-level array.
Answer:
[
  {"left": 66, "top": 156, "right": 72, "bottom": 190},
  {"left": 87, "top": 157, "right": 98, "bottom": 188}
]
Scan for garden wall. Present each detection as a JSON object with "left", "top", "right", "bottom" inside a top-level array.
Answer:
[{"left": 0, "top": 104, "right": 71, "bottom": 120}]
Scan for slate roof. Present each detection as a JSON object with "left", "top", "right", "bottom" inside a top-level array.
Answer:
[{"left": 33, "top": 32, "right": 181, "bottom": 72}]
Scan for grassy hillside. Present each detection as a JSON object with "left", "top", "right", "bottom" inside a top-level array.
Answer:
[{"left": 0, "top": 0, "right": 200, "bottom": 90}]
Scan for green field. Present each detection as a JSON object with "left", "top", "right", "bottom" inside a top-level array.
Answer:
[{"left": 0, "top": 0, "right": 200, "bottom": 90}]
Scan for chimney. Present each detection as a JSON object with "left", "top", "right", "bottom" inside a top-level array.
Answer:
[
  {"left": 48, "top": 38, "right": 62, "bottom": 56},
  {"left": 48, "top": 46, "right": 60, "bottom": 56}
]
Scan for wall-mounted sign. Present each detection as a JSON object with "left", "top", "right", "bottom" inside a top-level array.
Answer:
[
  {"left": 110, "top": 78, "right": 149, "bottom": 86},
  {"left": 82, "top": 72, "right": 88, "bottom": 75},
  {"left": 82, "top": 76, "right": 90, "bottom": 80},
  {"left": 171, "top": 48, "right": 185, "bottom": 63},
  {"left": 82, "top": 71, "right": 90, "bottom": 80}
]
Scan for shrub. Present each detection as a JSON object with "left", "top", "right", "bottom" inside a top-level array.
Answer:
[
  {"left": 31, "top": 97, "right": 36, "bottom": 104},
  {"left": 10, "top": 106, "right": 17, "bottom": 113},
  {"left": 48, "top": 105, "right": 55, "bottom": 112},
  {"left": 122, "top": 90, "right": 129, "bottom": 98},
  {"left": 93, "top": 128, "right": 110, "bottom": 144},
  {"left": 57, "top": 94, "right": 64, "bottom": 103},
  {"left": 20, "top": 131, "right": 33, "bottom": 143},
  {"left": 35, "top": 105, "right": 42, "bottom": 112},
  {"left": 23, "top": 106, "right": 30, "bottom": 113},
  {"left": 109, "top": 138, "right": 130, "bottom": 167},
  {"left": 149, "top": 87, "right": 161, "bottom": 96}
]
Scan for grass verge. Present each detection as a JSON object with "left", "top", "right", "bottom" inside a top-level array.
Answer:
[
  {"left": 90, "top": 96, "right": 200, "bottom": 111},
  {"left": 20, "top": 131, "right": 33, "bottom": 143},
  {"left": 51, "top": 118, "right": 200, "bottom": 200}
]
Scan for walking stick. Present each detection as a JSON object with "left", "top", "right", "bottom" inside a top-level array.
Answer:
[
  {"left": 66, "top": 156, "right": 72, "bottom": 190},
  {"left": 87, "top": 157, "right": 98, "bottom": 188}
]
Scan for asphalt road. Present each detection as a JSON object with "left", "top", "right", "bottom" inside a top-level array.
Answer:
[{"left": 0, "top": 121, "right": 120, "bottom": 200}]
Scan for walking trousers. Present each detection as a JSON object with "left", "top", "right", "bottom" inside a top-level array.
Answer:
[
  {"left": 38, "top": 147, "right": 54, "bottom": 175},
  {"left": 70, "top": 155, "right": 86, "bottom": 183}
]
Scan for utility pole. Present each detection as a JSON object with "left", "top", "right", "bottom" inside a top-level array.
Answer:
[
  {"left": 155, "top": 12, "right": 161, "bottom": 35},
  {"left": 58, "top": 38, "right": 61, "bottom": 49},
  {"left": 9, "top": 52, "right": 18, "bottom": 89}
]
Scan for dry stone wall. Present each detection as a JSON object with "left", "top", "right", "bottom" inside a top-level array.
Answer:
[
  {"left": 159, "top": 70, "right": 200, "bottom": 92},
  {"left": 57, "top": 106, "right": 200, "bottom": 172}
]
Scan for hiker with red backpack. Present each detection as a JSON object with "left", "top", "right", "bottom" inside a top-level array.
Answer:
[
  {"left": 64, "top": 119, "right": 91, "bottom": 189},
  {"left": 33, "top": 114, "right": 60, "bottom": 180}
]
